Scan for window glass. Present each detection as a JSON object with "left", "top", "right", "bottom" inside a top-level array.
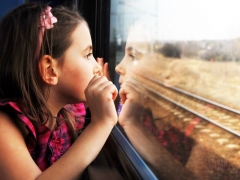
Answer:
[{"left": 110, "top": 0, "right": 240, "bottom": 179}]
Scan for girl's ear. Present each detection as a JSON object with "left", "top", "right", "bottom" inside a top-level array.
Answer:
[{"left": 38, "top": 55, "right": 59, "bottom": 85}]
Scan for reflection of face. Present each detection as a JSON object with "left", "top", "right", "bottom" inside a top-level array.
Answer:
[
  {"left": 115, "top": 28, "right": 154, "bottom": 84},
  {"left": 115, "top": 29, "right": 171, "bottom": 120},
  {"left": 115, "top": 23, "right": 172, "bottom": 119}
]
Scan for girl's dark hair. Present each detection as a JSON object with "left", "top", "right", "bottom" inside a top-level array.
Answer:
[{"left": 0, "top": 2, "right": 87, "bottom": 139}]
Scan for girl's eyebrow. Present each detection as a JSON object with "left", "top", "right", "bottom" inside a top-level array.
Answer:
[
  {"left": 83, "top": 45, "right": 92, "bottom": 51},
  {"left": 127, "top": 46, "right": 142, "bottom": 54},
  {"left": 127, "top": 47, "right": 133, "bottom": 52}
]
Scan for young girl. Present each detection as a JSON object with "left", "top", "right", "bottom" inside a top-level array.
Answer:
[{"left": 0, "top": 2, "right": 118, "bottom": 179}]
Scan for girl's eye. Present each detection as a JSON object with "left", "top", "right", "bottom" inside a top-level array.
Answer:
[
  {"left": 128, "top": 54, "right": 136, "bottom": 61},
  {"left": 86, "top": 53, "right": 93, "bottom": 59}
]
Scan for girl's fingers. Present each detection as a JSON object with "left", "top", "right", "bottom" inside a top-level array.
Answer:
[
  {"left": 87, "top": 75, "right": 107, "bottom": 87},
  {"left": 119, "top": 78, "right": 147, "bottom": 104},
  {"left": 97, "top": 58, "right": 104, "bottom": 76},
  {"left": 95, "top": 80, "right": 118, "bottom": 100},
  {"left": 97, "top": 57, "right": 111, "bottom": 80},
  {"left": 103, "top": 62, "right": 111, "bottom": 80},
  {"left": 96, "top": 57, "right": 104, "bottom": 66},
  {"left": 86, "top": 75, "right": 117, "bottom": 100}
]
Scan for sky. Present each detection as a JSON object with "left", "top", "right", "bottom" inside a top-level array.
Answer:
[
  {"left": 156, "top": 0, "right": 240, "bottom": 41},
  {"left": 113, "top": 0, "right": 240, "bottom": 41}
]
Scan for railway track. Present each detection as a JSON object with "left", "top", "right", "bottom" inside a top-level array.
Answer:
[
  {"left": 136, "top": 74, "right": 240, "bottom": 173},
  {"left": 139, "top": 74, "right": 240, "bottom": 137}
]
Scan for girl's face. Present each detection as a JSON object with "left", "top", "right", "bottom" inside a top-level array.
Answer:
[
  {"left": 56, "top": 23, "right": 101, "bottom": 103},
  {"left": 115, "top": 28, "right": 155, "bottom": 84}
]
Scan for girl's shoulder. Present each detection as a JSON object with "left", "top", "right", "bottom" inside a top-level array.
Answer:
[
  {"left": 0, "top": 103, "right": 38, "bottom": 179},
  {"left": 0, "top": 102, "right": 29, "bottom": 147},
  {"left": 0, "top": 101, "right": 36, "bottom": 138}
]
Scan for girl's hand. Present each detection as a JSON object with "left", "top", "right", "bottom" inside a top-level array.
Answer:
[
  {"left": 97, "top": 57, "right": 111, "bottom": 80},
  {"left": 118, "top": 78, "right": 147, "bottom": 127},
  {"left": 85, "top": 75, "right": 118, "bottom": 126}
]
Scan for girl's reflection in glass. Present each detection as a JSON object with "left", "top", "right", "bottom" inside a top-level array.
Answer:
[
  {"left": 115, "top": 20, "right": 239, "bottom": 180},
  {"left": 115, "top": 20, "right": 196, "bottom": 180}
]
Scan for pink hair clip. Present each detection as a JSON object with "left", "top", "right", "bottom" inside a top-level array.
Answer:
[
  {"left": 39, "top": 6, "right": 57, "bottom": 29},
  {"left": 38, "top": 6, "right": 57, "bottom": 52}
]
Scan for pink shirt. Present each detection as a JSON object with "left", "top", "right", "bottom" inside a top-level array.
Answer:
[{"left": 0, "top": 102, "right": 86, "bottom": 171}]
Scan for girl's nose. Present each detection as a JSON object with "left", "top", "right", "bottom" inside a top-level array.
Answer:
[{"left": 115, "top": 62, "right": 125, "bottom": 75}]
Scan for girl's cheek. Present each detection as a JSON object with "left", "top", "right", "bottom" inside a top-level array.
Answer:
[{"left": 133, "top": 59, "right": 138, "bottom": 66}]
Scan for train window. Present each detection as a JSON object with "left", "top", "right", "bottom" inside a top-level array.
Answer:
[
  {"left": 0, "top": 0, "right": 24, "bottom": 18},
  {"left": 3, "top": 0, "right": 240, "bottom": 179},
  {"left": 110, "top": 0, "right": 240, "bottom": 179}
]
